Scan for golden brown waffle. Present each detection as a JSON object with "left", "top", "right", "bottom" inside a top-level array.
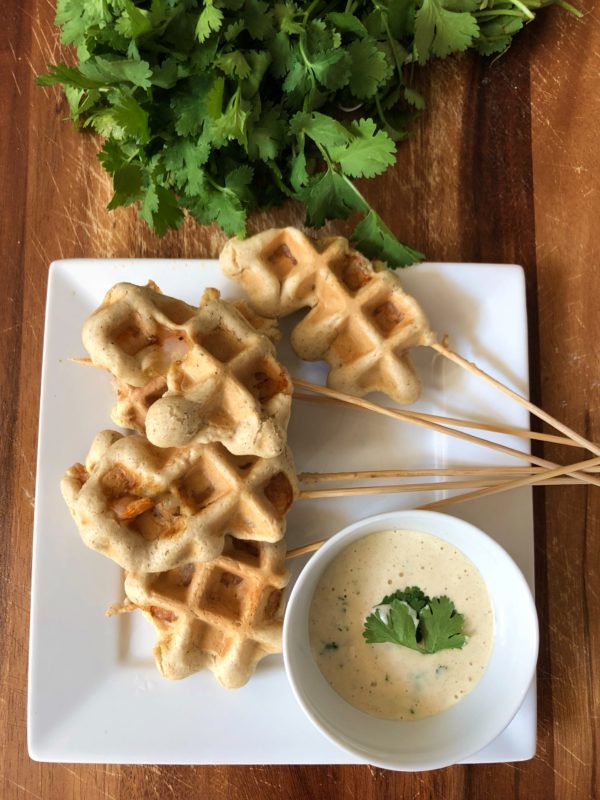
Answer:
[
  {"left": 124, "top": 535, "right": 289, "bottom": 687},
  {"left": 220, "top": 228, "right": 436, "bottom": 404},
  {"left": 83, "top": 283, "right": 291, "bottom": 456},
  {"left": 61, "top": 431, "right": 297, "bottom": 572}
]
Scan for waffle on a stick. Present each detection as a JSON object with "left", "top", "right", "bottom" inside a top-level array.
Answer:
[
  {"left": 220, "top": 228, "right": 435, "bottom": 405},
  {"left": 61, "top": 430, "right": 297, "bottom": 572},
  {"left": 83, "top": 282, "right": 291, "bottom": 457}
]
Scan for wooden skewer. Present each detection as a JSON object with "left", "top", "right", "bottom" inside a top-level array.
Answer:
[
  {"left": 286, "top": 540, "right": 330, "bottom": 559},
  {"left": 286, "top": 454, "right": 600, "bottom": 559},
  {"left": 298, "top": 477, "right": 583, "bottom": 500},
  {"left": 419, "top": 454, "right": 600, "bottom": 510},
  {"left": 70, "top": 357, "right": 98, "bottom": 367},
  {"left": 75, "top": 357, "right": 576, "bottom": 450},
  {"left": 298, "top": 465, "right": 600, "bottom": 483},
  {"left": 78, "top": 344, "right": 595, "bottom": 455},
  {"left": 292, "top": 379, "right": 600, "bottom": 488},
  {"left": 294, "top": 392, "right": 575, "bottom": 448},
  {"left": 78, "top": 352, "right": 589, "bottom": 455},
  {"left": 431, "top": 342, "right": 600, "bottom": 457},
  {"left": 77, "top": 345, "right": 599, "bottom": 481}
]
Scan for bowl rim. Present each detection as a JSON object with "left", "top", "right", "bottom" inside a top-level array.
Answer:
[{"left": 283, "top": 509, "right": 539, "bottom": 771}]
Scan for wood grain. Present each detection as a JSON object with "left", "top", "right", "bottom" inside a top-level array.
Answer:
[{"left": 1, "top": 1, "right": 599, "bottom": 798}]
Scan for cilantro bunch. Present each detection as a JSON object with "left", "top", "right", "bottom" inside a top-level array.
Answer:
[
  {"left": 39, "top": 0, "right": 579, "bottom": 266},
  {"left": 363, "top": 586, "right": 468, "bottom": 653}
]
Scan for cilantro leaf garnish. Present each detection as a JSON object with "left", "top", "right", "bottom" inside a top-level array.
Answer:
[
  {"left": 38, "top": 0, "right": 581, "bottom": 267},
  {"left": 379, "top": 585, "right": 430, "bottom": 613},
  {"left": 363, "top": 599, "right": 422, "bottom": 651},
  {"left": 363, "top": 587, "right": 468, "bottom": 654},
  {"left": 420, "top": 596, "right": 468, "bottom": 653}
]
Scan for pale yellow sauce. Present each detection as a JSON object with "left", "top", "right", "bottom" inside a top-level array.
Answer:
[{"left": 309, "top": 530, "right": 494, "bottom": 720}]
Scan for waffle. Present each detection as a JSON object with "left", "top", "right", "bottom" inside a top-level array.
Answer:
[
  {"left": 112, "top": 376, "right": 168, "bottom": 433},
  {"left": 83, "top": 282, "right": 291, "bottom": 457},
  {"left": 232, "top": 299, "right": 281, "bottom": 343},
  {"left": 61, "top": 431, "right": 297, "bottom": 572},
  {"left": 220, "top": 228, "right": 436, "bottom": 404},
  {"left": 124, "top": 535, "right": 289, "bottom": 687}
]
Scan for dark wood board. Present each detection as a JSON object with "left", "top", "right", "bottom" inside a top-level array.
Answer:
[{"left": 1, "top": 2, "right": 598, "bottom": 797}]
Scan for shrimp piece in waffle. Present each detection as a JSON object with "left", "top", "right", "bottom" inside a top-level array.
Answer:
[
  {"left": 60, "top": 431, "right": 297, "bottom": 572},
  {"left": 124, "top": 536, "right": 289, "bottom": 687},
  {"left": 220, "top": 227, "right": 436, "bottom": 405},
  {"left": 83, "top": 282, "right": 291, "bottom": 457}
]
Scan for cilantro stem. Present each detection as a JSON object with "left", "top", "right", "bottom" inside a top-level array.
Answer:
[
  {"left": 507, "top": 0, "right": 536, "bottom": 20},
  {"left": 373, "top": 93, "right": 406, "bottom": 141},
  {"left": 314, "top": 140, "right": 332, "bottom": 165},
  {"left": 475, "top": 8, "right": 532, "bottom": 16},
  {"left": 303, "top": 0, "right": 324, "bottom": 22},
  {"left": 553, "top": 0, "right": 584, "bottom": 16},
  {"left": 298, "top": 35, "right": 318, "bottom": 111},
  {"left": 338, "top": 170, "right": 372, "bottom": 214},
  {"left": 267, "top": 160, "right": 295, "bottom": 198},
  {"left": 373, "top": 0, "right": 406, "bottom": 78},
  {"left": 298, "top": 36, "right": 311, "bottom": 71},
  {"left": 204, "top": 173, "right": 230, "bottom": 195},
  {"left": 374, "top": 93, "right": 386, "bottom": 128}
]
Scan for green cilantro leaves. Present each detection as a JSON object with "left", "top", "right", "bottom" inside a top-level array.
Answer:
[
  {"left": 414, "top": 0, "right": 480, "bottom": 64},
  {"left": 363, "top": 586, "right": 468, "bottom": 654},
  {"left": 38, "top": 0, "right": 579, "bottom": 265}
]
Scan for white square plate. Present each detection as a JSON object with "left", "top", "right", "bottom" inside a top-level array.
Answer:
[{"left": 28, "top": 259, "right": 536, "bottom": 765}]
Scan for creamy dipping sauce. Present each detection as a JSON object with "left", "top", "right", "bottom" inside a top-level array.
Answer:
[{"left": 309, "top": 530, "right": 494, "bottom": 720}]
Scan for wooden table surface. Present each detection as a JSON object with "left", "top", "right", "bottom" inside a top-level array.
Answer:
[{"left": 2, "top": 2, "right": 599, "bottom": 798}]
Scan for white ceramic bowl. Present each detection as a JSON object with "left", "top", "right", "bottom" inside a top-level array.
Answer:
[{"left": 283, "top": 510, "right": 538, "bottom": 771}]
